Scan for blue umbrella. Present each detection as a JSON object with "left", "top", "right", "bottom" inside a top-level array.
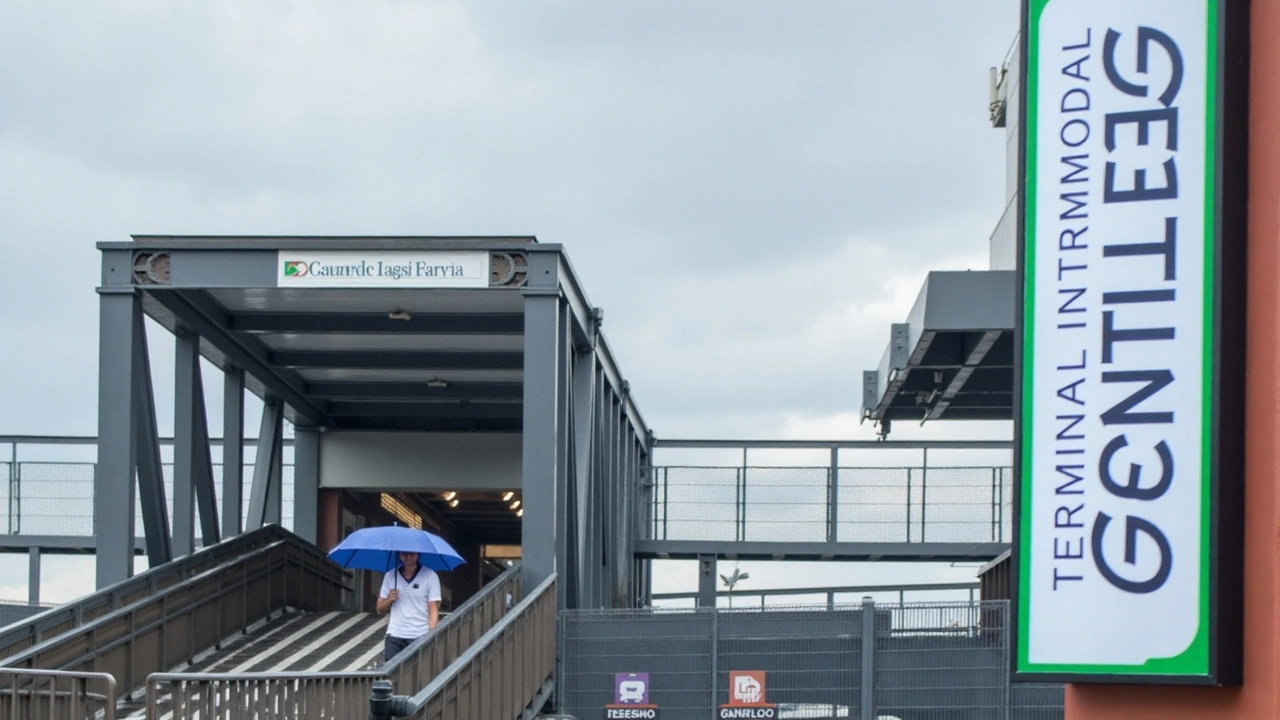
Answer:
[{"left": 328, "top": 525, "right": 466, "bottom": 574}]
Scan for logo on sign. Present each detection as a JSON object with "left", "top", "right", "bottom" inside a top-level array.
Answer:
[
  {"left": 732, "top": 673, "right": 762, "bottom": 704},
  {"left": 718, "top": 671, "right": 775, "bottom": 718},
  {"left": 615, "top": 673, "right": 649, "bottom": 704},
  {"left": 606, "top": 672, "right": 658, "bottom": 719},
  {"left": 283, "top": 261, "right": 309, "bottom": 277}
]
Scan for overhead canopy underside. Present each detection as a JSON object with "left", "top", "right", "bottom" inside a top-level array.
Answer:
[
  {"left": 123, "top": 236, "right": 545, "bottom": 433},
  {"left": 862, "top": 271, "right": 1015, "bottom": 429}
]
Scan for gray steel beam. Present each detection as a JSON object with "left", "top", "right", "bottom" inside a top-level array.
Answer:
[
  {"left": 520, "top": 253, "right": 561, "bottom": 590},
  {"left": 327, "top": 417, "right": 522, "bottom": 432},
  {"left": 146, "top": 290, "right": 327, "bottom": 426},
  {"left": 293, "top": 427, "right": 320, "bottom": 543},
  {"left": 0, "top": 535, "right": 147, "bottom": 552},
  {"left": 571, "top": 343, "right": 597, "bottom": 608},
  {"left": 555, "top": 302, "right": 573, "bottom": 610},
  {"left": 173, "top": 329, "right": 197, "bottom": 556},
  {"left": 305, "top": 381, "right": 522, "bottom": 401},
  {"left": 230, "top": 312, "right": 524, "bottom": 334},
  {"left": 192, "top": 357, "right": 220, "bottom": 546},
  {"left": 697, "top": 554, "right": 717, "bottom": 608},
  {"left": 133, "top": 306, "right": 173, "bottom": 568},
  {"left": 611, "top": 390, "right": 627, "bottom": 607},
  {"left": 95, "top": 280, "right": 139, "bottom": 588},
  {"left": 860, "top": 597, "right": 876, "bottom": 720},
  {"left": 633, "top": 540, "right": 1010, "bottom": 562},
  {"left": 326, "top": 402, "right": 522, "bottom": 419},
  {"left": 222, "top": 366, "right": 245, "bottom": 537},
  {"left": 27, "top": 548, "right": 39, "bottom": 605},
  {"left": 270, "top": 350, "right": 523, "bottom": 371},
  {"left": 174, "top": 328, "right": 220, "bottom": 555},
  {"left": 267, "top": 413, "right": 283, "bottom": 526},
  {"left": 245, "top": 398, "right": 283, "bottom": 531}
]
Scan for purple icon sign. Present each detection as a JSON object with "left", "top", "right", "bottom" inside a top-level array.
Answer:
[{"left": 614, "top": 672, "right": 649, "bottom": 704}]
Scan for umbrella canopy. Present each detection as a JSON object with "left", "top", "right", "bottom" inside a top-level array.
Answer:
[{"left": 328, "top": 525, "right": 466, "bottom": 573}]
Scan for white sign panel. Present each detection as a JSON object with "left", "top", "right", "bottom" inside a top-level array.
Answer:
[
  {"left": 1017, "top": 0, "right": 1221, "bottom": 680},
  {"left": 276, "top": 251, "right": 490, "bottom": 288}
]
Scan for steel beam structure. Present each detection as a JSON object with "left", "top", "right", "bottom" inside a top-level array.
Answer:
[
  {"left": 245, "top": 398, "right": 284, "bottom": 531},
  {"left": 222, "top": 366, "right": 245, "bottom": 537},
  {"left": 174, "top": 327, "right": 220, "bottom": 555},
  {"left": 293, "top": 427, "right": 320, "bottom": 543},
  {"left": 92, "top": 237, "right": 653, "bottom": 609},
  {"left": 521, "top": 252, "right": 561, "bottom": 591}
]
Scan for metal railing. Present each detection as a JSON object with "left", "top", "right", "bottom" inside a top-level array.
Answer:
[
  {"left": 144, "top": 564, "right": 525, "bottom": 720},
  {"left": 0, "top": 601, "right": 54, "bottom": 630},
  {"left": 0, "top": 667, "right": 116, "bottom": 720},
  {"left": 381, "top": 565, "right": 523, "bottom": 694},
  {"left": 2, "top": 529, "right": 346, "bottom": 705},
  {"left": 0, "top": 525, "right": 304, "bottom": 661},
  {"left": 373, "top": 574, "right": 557, "bottom": 720},
  {"left": 646, "top": 464, "right": 1013, "bottom": 545},
  {"left": 147, "top": 669, "right": 380, "bottom": 720},
  {"left": 652, "top": 581, "right": 980, "bottom": 608},
  {"left": 560, "top": 599, "right": 1063, "bottom": 719},
  {"left": 1, "top": 461, "right": 294, "bottom": 539}
]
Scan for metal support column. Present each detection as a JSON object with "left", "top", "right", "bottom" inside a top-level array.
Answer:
[
  {"left": 293, "top": 427, "right": 321, "bottom": 544},
  {"left": 27, "top": 547, "right": 40, "bottom": 605},
  {"left": 267, "top": 422, "right": 283, "bottom": 526},
  {"left": 134, "top": 307, "right": 173, "bottom": 568},
  {"left": 7, "top": 443, "right": 17, "bottom": 535},
  {"left": 95, "top": 272, "right": 140, "bottom": 588},
  {"left": 555, "top": 301, "right": 573, "bottom": 611},
  {"left": 222, "top": 366, "right": 245, "bottom": 537},
  {"left": 828, "top": 446, "right": 840, "bottom": 542},
  {"left": 174, "top": 328, "right": 220, "bottom": 555},
  {"left": 571, "top": 339, "right": 597, "bottom": 609},
  {"left": 697, "top": 554, "right": 717, "bottom": 608},
  {"left": 521, "top": 254, "right": 561, "bottom": 590},
  {"left": 861, "top": 596, "right": 877, "bottom": 720},
  {"left": 246, "top": 397, "right": 283, "bottom": 531}
]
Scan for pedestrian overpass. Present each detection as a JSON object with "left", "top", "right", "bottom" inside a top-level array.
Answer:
[{"left": 0, "top": 236, "right": 1056, "bottom": 718}]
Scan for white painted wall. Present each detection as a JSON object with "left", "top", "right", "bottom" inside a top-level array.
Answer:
[{"left": 319, "top": 432, "right": 521, "bottom": 491}]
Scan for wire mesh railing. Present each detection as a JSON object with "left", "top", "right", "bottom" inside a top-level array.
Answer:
[
  {"left": 646, "top": 465, "right": 1014, "bottom": 545},
  {"left": 1, "top": 462, "right": 294, "bottom": 538},
  {"left": 560, "top": 600, "right": 1062, "bottom": 720}
]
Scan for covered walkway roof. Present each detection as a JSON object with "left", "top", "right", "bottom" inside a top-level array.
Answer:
[{"left": 113, "top": 235, "right": 645, "bottom": 435}]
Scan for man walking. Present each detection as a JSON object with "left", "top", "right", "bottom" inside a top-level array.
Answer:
[{"left": 376, "top": 550, "right": 442, "bottom": 662}]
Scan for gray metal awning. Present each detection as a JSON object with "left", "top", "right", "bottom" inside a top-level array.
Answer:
[
  {"left": 104, "top": 236, "right": 644, "bottom": 435},
  {"left": 862, "top": 270, "right": 1015, "bottom": 431}
]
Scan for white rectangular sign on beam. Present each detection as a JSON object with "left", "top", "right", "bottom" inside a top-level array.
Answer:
[{"left": 276, "top": 251, "right": 490, "bottom": 288}]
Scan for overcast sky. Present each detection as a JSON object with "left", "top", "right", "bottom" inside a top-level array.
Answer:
[{"left": 0, "top": 1, "right": 1019, "bottom": 602}]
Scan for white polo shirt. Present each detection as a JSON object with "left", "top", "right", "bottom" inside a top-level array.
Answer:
[{"left": 379, "top": 565, "right": 442, "bottom": 639}]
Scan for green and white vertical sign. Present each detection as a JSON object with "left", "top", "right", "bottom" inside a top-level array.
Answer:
[{"left": 1016, "top": 0, "right": 1244, "bottom": 684}]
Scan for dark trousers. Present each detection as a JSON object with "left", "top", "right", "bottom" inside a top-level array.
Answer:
[{"left": 384, "top": 635, "right": 418, "bottom": 662}]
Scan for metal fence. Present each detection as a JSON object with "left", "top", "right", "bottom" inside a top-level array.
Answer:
[
  {"left": 0, "top": 667, "right": 116, "bottom": 720},
  {"left": 1, "top": 461, "right": 294, "bottom": 538},
  {"left": 646, "top": 465, "right": 1013, "bottom": 545},
  {"left": 560, "top": 599, "right": 1062, "bottom": 720},
  {"left": 0, "top": 601, "right": 53, "bottom": 631}
]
